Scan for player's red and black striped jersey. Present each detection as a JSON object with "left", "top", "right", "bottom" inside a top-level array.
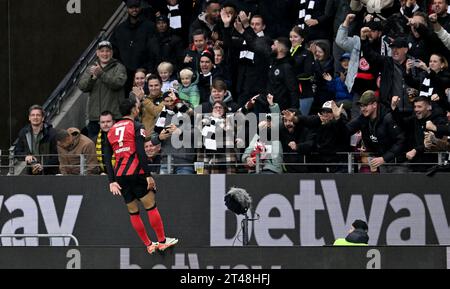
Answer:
[{"left": 107, "top": 119, "right": 146, "bottom": 177}]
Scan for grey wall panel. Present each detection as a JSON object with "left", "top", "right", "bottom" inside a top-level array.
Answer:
[
  {"left": 1, "top": 174, "right": 450, "bottom": 248},
  {"left": 1, "top": 0, "right": 119, "bottom": 150},
  {"left": 0, "top": 246, "right": 446, "bottom": 269}
]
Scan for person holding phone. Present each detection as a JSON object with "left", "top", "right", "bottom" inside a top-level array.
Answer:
[
  {"left": 405, "top": 53, "right": 450, "bottom": 113},
  {"left": 150, "top": 91, "right": 196, "bottom": 174}
]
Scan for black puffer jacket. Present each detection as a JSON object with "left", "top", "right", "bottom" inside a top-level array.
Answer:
[
  {"left": 267, "top": 56, "right": 300, "bottom": 111},
  {"left": 149, "top": 28, "right": 185, "bottom": 71},
  {"left": 344, "top": 108, "right": 406, "bottom": 163},
  {"left": 110, "top": 16, "right": 155, "bottom": 72},
  {"left": 345, "top": 229, "right": 369, "bottom": 244}
]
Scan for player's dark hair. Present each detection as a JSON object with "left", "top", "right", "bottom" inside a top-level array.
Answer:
[{"left": 119, "top": 97, "right": 137, "bottom": 117}]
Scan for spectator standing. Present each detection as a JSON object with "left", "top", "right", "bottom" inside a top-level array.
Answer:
[
  {"left": 432, "top": 0, "right": 450, "bottom": 32},
  {"left": 78, "top": 41, "right": 127, "bottom": 139},
  {"left": 183, "top": 29, "right": 209, "bottom": 73},
  {"left": 310, "top": 41, "right": 335, "bottom": 114},
  {"left": 336, "top": 90, "right": 407, "bottom": 173},
  {"left": 222, "top": 11, "right": 272, "bottom": 107},
  {"left": 267, "top": 94, "right": 315, "bottom": 173},
  {"left": 266, "top": 37, "right": 300, "bottom": 112},
  {"left": 294, "top": 0, "right": 331, "bottom": 44},
  {"left": 158, "top": 0, "right": 193, "bottom": 46},
  {"left": 189, "top": 0, "right": 222, "bottom": 44},
  {"left": 150, "top": 14, "right": 185, "bottom": 72},
  {"left": 129, "top": 68, "right": 147, "bottom": 102},
  {"left": 283, "top": 100, "right": 351, "bottom": 173},
  {"left": 289, "top": 26, "right": 315, "bottom": 116},
  {"left": 110, "top": 0, "right": 156, "bottom": 94},
  {"left": 196, "top": 100, "right": 238, "bottom": 174},
  {"left": 405, "top": 53, "right": 450, "bottom": 113},
  {"left": 335, "top": 14, "right": 384, "bottom": 119},
  {"left": 197, "top": 49, "right": 228, "bottom": 102},
  {"left": 323, "top": 0, "right": 352, "bottom": 72},
  {"left": 200, "top": 79, "right": 238, "bottom": 113},
  {"left": 151, "top": 91, "right": 196, "bottom": 174},
  {"left": 141, "top": 74, "right": 165, "bottom": 135},
  {"left": 391, "top": 95, "right": 448, "bottom": 172},
  {"left": 360, "top": 31, "right": 413, "bottom": 115}
]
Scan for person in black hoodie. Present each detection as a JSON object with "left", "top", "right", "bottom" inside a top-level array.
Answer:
[
  {"left": 266, "top": 37, "right": 300, "bottom": 112},
  {"left": 149, "top": 14, "right": 185, "bottom": 72},
  {"left": 333, "top": 219, "right": 369, "bottom": 245},
  {"left": 156, "top": 0, "right": 193, "bottom": 46},
  {"left": 111, "top": 0, "right": 156, "bottom": 94}
]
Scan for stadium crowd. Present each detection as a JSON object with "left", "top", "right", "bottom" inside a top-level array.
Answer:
[{"left": 14, "top": 0, "right": 450, "bottom": 175}]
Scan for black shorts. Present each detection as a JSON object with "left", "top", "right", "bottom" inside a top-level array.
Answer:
[{"left": 116, "top": 175, "right": 153, "bottom": 204}]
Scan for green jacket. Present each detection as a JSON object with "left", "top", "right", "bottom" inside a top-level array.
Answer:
[{"left": 78, "top": 58, "right": 127, "bottom": 121}]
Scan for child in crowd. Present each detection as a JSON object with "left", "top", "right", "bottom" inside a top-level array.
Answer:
[
  {"left": 323, "top": 52, "right": 353, "bottom": 115},
  {"left": 157, "top": 62, "right": 178, "bottom": 93},
  {"left": 178, "top": 68, "right": 200, "bottom": 108}
]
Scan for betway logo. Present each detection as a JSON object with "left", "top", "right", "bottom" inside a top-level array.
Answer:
[
  {"left": 210, "top": 175, "right": 450, "bottom": 246},
  {"left": 0, "top": 195, "right": 82, "bottom": 246}
]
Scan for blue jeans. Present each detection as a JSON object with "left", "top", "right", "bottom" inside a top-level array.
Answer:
[
  {"left": 300, "top": 97, "right": 314, "bottom": 116},
  {"left": 160, "top": 164, "right": 194, "bottom": 175}
]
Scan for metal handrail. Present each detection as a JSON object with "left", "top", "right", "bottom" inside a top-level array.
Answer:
[
  {"left": 0, "top": 234, "right": 79, "bottom": 246},
  {"left": 42, "top": 2, "right": 127, "bottom": 122},
  {"left": 4, "top": 151, "right": 449, "bottom": 175}
]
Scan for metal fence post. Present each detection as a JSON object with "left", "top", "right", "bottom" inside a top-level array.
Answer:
[
  {"left": 256, "top": 153, "right": 260, "bottom": 174},
  {"left": 8, "top": 146, "right": 15, "bottom": 176},
  {"left": 347, "top": 152, "right": 353, "bottom": 174},
  {"left": 167, "top": 154, "right": 172, "bottom": 174},
  {"left": 80, "top": 154, "right": 86, "bottom": 176}
]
